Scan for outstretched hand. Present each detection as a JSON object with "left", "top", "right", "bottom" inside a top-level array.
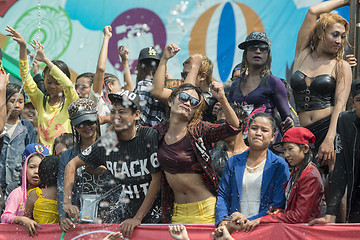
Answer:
[
  {"left": 5, "top": 25, "right": 26, "bottom": 46},
  {"left": 120, "top": 218, "right": 141, "bottom": 238}
]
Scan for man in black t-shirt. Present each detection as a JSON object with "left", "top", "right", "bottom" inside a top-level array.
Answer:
[{"left": 63, "top": 90, "right": 161, "bottom": 238}]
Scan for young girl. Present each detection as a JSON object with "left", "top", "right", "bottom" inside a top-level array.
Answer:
[
  {"left": 6, "top": 26, "right": 79, "bottom": 153},
  {"left": 241, "top": 127, "right": 324, "bottom": 231},
  {"left": 1, "top": 153, "right": 44, "bottom": 237},
  {"left": 0, "top": 83, "right": 37, "bottom": 195},
  {"left": 25, "top": 155, "right": 59, "bottom": 224}
]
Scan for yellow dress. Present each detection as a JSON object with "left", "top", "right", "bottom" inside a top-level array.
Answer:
[{"left": 29, "top": 187, "right": 59, "bottom": 224}]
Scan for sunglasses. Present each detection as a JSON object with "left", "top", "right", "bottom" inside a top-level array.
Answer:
[
  {"left": 247, "top": 44, "right": 269, "bottom": 53},
  {"left": 181, "top": 71, "right": 189, "bottom": 80},
  {"left": 177, "top": 92, "right": 200, "bottom": 108},
  {"left": 76, "top": 121, "right": 96, "bottom": 128}
]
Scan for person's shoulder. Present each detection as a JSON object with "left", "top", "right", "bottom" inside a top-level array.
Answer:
[
  {"left": 138, "top": 125, "right": 158, "bottom": 137},
  {"left": 268, "top": 75, "right": 283, "bottom": 85},
  {"left": 268, "top": 150, "right": 287, "bottom": 165}
]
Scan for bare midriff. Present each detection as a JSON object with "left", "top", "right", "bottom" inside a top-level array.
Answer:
[
  {"left": 164, "top": 171, "right": 214, "bottom": 204},
  {"left": 298, "top": 106, "right": 333, "bottom": 126}
]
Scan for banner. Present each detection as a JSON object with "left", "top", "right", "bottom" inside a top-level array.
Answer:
[
  {"left": 0, "top": 0, "right": 350, "bottom": 83},
  {"left": 0, "top": 223, "right": 360, "bottom": 240}
]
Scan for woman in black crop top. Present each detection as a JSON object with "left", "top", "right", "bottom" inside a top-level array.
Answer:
[
  {"left": 154, "top": 83, "right": 241, "bottom": 224},
  {"left": 291, "top": 0, "right": 352, "bottom": 172}
]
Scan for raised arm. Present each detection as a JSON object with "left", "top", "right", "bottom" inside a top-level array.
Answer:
[
  {"left": 210, "top": 81, "right": 239, "bottom": 128},
  {"left": 63, "top": 156, "right": 85, "bottom": 221},
  {"left": 183, "top": 54, "right": 203, "bottom": 86},
  {"left": 151, "top": 44, "right": 180, "bottom": 103},
  {"left": 295, "top": 0, "right": 350, "bottom": 58},
  {"left": 93, "top": 26, "right": 112, "bottom": 95},
  {"left": 118, "top": 46, "right": 134, "bottom": 91}
]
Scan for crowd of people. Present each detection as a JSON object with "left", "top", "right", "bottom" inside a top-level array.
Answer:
[{"left": 0, "top": 0, "right": 359, "bottom": 239}]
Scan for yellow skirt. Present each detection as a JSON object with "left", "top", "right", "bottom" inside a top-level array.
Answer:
[{"left": 171, "top": 196, "right": 216, "bottom": 224}]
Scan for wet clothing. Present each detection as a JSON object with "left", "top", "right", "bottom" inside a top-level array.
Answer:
[
  {"left": 135, "top": 79, "right": 166, "bottom": 127},
  {"left": 20, "top": 58, "right": 79, "bottom": 152},
  {"left": 327, "top": 110, "right": 360, "bottom": 222},
  {"left": 1, "top": 153, "right": 36, "bottom": 223},
  {"left": 228, "top": 75, "right": 291, "bottom": 121},
  {"left": 29, "top": 187, "right": 59, "bottom": 224},
  {"left": 215, "top": 150, "right": 290, "bottom": 226},
  {"left": 0, "top": 118, "right": 37, "bottom": 190},
  {"left": 154, "top": 120, "right": 241, "bottom": 223},
  {"left": 78, "top": 127, "right": 161, "bottom": 224},
  {"left": 158, "top": 134, "right": 202, "bottom": 174},
  {"left": 290, "top": 70, "right": 336, "bottom": 113},
  {"left": 261, "top": 164, "right": 323, "bottom": 223}
]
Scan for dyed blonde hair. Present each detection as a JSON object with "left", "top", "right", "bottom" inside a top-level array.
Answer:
[
  {"left": 311, "top": 12, "right": 349, "bottom": 78},
  {"left": 183, "top": 55, "right": 214, "bottom": 86}
]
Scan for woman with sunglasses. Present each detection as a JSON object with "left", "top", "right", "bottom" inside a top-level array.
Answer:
[
  {"left": 154, "top": 82, "right": 241, "bottom": 224},
  {"left": 57, "top": 98, "right": 103, "bottom": 232},
  {"left": 228, "top": 32, "right": 293, "bottom": 135},
  {"left": 290, "top": 0, "right": 352, "bottom": 172}
]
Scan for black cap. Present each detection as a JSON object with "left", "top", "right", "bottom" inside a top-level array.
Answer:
[
  {"left": 238, "top": 32, "right": 271, "bottom": 50},
  {"left": 138, "top": 46, "right": 162, "bottom": 61},
  {"left": 109, "top": 90, "right": 142, "bottom": 110}
]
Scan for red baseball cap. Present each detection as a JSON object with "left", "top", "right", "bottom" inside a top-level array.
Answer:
[{"left": 272, "top": 127, "right": 315, "bottom": 152}]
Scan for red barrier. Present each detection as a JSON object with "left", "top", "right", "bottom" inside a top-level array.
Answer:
[{"left": 0, "top": 223, "right": 360, "bottom": 240}]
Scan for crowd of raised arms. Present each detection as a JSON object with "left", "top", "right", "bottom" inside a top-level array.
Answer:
[{"left": 0, "top": 0, "right": 360, "bottom": 239}]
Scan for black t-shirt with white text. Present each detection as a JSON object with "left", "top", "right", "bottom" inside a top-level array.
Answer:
[{"left": 78, "top": 126, "right": 161, "bottom": 223}]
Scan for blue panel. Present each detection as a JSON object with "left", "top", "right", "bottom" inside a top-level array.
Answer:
[{"left": 217, "top": 2, "right": 235, "bottom": 82}]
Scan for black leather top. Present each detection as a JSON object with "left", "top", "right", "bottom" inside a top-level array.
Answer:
[{"left": 290, "top": 70, "right": 336, "bottom": 113}]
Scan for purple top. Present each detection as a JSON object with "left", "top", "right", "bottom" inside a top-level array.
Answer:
[{"left": 228, "top": 75, "right": 291, "bottom": 121}]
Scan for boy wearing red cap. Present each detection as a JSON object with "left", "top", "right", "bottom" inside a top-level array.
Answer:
[{"left": 241, "top": 127, "right": 324, "bottom": 231}]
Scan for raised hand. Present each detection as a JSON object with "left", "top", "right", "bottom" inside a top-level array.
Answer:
[
  {"left": 29, "top": 40, "right": 49, "bottom": 63},
  {"left": 162, "top": 44, "right": 180, "bottom": 60},
  {"left": 118, "top": 46, "right": 130, "bottom": 62},
  {"left": 210, "top": 81, "right": 226, "bottom": 102},
  {"left": 5, "top": 25, "right": 26, "bottom": 46},
  {"left": 103, "top": 25, "right": 112, "bottom": 38}
]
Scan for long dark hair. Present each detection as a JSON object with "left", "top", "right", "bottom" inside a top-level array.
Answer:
[
  {"left": 42, "top": 60, "right": 70, "bottom": 110},
  {"left": 248, "top": 112, "right": 276, "bottom": 135},
  {"left": 71, "top": 119, "right": 101, "bottom": 153},
  {"left": 52, "top": 133, "right": 74, "bottom": 155},
  {"left": 135, "top": 59, "right": 159, "bottom": 83},
  {"left": 238, "top": 48, "right": 272, "bottom": 88},
  {"left": 6, "top": 83, "right": 25, "bottom": 103}
]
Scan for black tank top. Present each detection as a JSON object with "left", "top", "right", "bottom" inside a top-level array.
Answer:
[{"left": 290, "top": 70, "right": 336, "bottom": 113}]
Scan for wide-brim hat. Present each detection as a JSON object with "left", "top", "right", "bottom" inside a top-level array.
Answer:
[
  {"left": 238, "top": 32, "right": 271, "bottom": 50},
  {"left": 109, "top": 90, "right": 141, "bottom": 110},
  {"left": 138, "top": 46, "right": 162, "bottom": 61},
  {"left": 272, "top": 127, "right": 315, "bottom": 153}
]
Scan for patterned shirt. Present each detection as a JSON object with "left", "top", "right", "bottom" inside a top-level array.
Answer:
[{"left": 135, "top": 79, "right": 166, "bottom": 127}]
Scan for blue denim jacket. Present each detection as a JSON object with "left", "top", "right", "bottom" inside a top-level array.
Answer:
[{"left": 0, "top": 118, "right": 37, "bottom": 189}]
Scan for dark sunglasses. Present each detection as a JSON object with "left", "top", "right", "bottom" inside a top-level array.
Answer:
[
  {"left": 247, "top": 44, "right": 269, "bottom": 53},
  {"left": 181, "top": 71, "right": 189, "bottom": 80},
  {"left": 76, "top": 121, "right": 96, "bottom": 128},
  {"left": 177, "top": 92, "right": 200, "bottom": 108}
]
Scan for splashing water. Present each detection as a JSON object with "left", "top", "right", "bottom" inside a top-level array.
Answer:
[{"left": 97, "top": 131, "right": 119, "bottom": 156}]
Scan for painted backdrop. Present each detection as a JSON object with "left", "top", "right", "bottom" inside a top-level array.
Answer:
[{"left": 0, "top": 0, "right": 350, "bottom": 83}]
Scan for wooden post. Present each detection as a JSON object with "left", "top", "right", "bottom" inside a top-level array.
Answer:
[{"left": 349, "top": 0, "right": 360, "bottom": 79}]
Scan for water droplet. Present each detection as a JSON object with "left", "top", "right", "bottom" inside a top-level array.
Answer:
[
  {"left": 58, "top": 92, "right": 63, "bottom": 97},
  {"left": 139, "top": 100, "right": 147, "bottom": 107}
]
